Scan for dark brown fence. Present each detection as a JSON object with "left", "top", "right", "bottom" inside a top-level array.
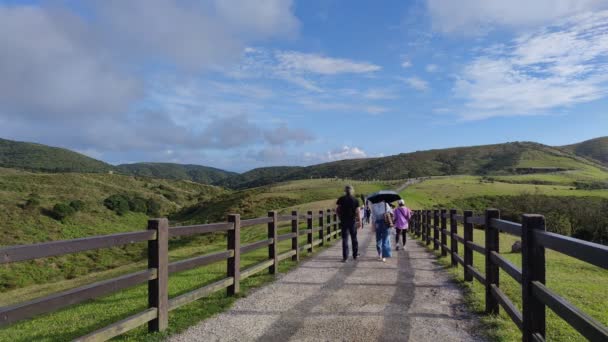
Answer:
[
  {"left": 0, "top": 209, "right": 342, "bottom": 341},
  {"left": 410, "top": 209, "right": 608, "bottom": 342}
]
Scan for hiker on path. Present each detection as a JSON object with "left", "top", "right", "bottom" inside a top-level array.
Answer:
[
  {"left": 336, "top": 185, "right": 362, "bottom": 262},
  {"left": 393, "top": 199, "right": 412, "bottom": 250},
  {"left": 371, "top": 200, "right": 393, "bottom": 262}
]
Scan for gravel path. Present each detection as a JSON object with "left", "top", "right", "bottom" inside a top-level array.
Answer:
[{"left": 170, "top": 228, "right": 486, "bottom": 342}]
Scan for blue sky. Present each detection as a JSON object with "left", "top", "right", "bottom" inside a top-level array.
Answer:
[{"left": 0, "top": 0, "right": 607, "bottom": 172}]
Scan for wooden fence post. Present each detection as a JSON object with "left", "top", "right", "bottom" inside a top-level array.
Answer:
[
  {"left": 433, "top": 210, "right": 439, "bottom": 251},
  {"left": 426, "top": 210, "right": 431, "bottom": 246},
  {"left": 318, "top": 210, "right": 325, "bottom": 246},
  {"left": 464, "top": 210, "right": 473, "bottom": 282},
  {"left": 450, "top": 209, "right": 458, "bottom": 267},
  {"left": 522, "top": 214, "right": 546, "bottom": 342},
  {"left": 227, "top": 214, "right": 240, "bottom": 296},
  {"left": 327, "top": 209, "right": 332, "bottom": 241},
  {"left": 485, "top": 209, "right": 500, "bottom": 315},
  {"left": 333, "top": 210, "right": 338, "bottom": 238},
  {"left": 418, "top": 211, "right": 422, "bottom": 237},
  {"left": 307, "top": 211, "right": 314, "bottom": 253},
  {"left": 291, "top": 210, "right": 299, "bottom": 262},
  {"left": 147, "top": 218, "right": 169, "bottom": 332},
  {"left": 268, "top": 211, "right": 278, "bottom": 274},
  {"left": 440, "top": 209, "right": 447, "bottom": 257}
]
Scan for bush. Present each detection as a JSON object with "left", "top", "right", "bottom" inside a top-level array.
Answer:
[
  {"left": 51, "top": 203, "right": 76, "bottom": 221},
  {"left": 128, "top": 197, "right": 147, "bottom": 213},
  {"left": 146, "top": 198, "right": 161, "bottom": 216},
  {"left": 103, "top": 194, "right": 130, "bottom": 215},
  {"left": 69, "top": 200, "right": 85, "bottom": 211}
]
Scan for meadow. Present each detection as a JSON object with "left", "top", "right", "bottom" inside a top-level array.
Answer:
[
  {"left": 402, "top": 171, "right": 608, "bottom": 341},
  {"left": 415, "top": 228, "right": 607, "bottom": 342}
]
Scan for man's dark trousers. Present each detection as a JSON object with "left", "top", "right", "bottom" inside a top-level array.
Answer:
[{"left": 341, "top": 220, "right": 358, "bottom": 260}]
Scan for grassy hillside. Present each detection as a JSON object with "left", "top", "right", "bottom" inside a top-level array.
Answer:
[
  {"left": 224, "top": 142, "right": 607, "bottom": 188},
  {"left": 562, "top": 136, "right": 608, "bottom": 165},
  {"left": 172, "top": 178, "right": 399, "bottom": 224},
  {"left": 0, "top": 168, "right": 225, "bottom": 289},
  {"left": 0, "top": 138, "right": 114, "bottom": 173},
  {"left": 117, "top": 162, "right": 236, "bottom": 184}
]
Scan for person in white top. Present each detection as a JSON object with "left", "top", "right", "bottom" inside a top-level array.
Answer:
[{"left": 370, "top": 200, "right": 393, "bottom": 261}]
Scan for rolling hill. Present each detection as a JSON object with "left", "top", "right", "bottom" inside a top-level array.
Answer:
[
  {"left": 0, "top": 138, "right": 114, "bottom": 173},
  {"left": 222, "top": 141, "right": 608, "bottom": 188},
  {"left": 562, "top": 136, "right": 608, "bottom": 165},
  {"left": 2, "top": 137, "right": 606, "bottom": 189},
  {"left": 116, "top": 162, "right": 236, "bottom": 184}
]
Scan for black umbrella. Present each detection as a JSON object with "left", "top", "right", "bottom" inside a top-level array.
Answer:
[{"left": 366, "top": 190, "right": 401, "bottom": 204}]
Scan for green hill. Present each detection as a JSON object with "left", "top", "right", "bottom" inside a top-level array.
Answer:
[
  {"left": 223, "top": 142, "right": 607, "bottom": 188},
  {"left": 0, "top": 168, "right": 225, "bottom": 288},
  {"left": 117, "top": 162, "right": 236, "bottom": 184},
  {"left": 0, "top": 138, "right": 114, "bottom": 173},
  {"left": 562, "top": 136, "right": 608, "bottom": 165},
  {"left": 217, "top": 166, "right": 303, "bottom": 189}
]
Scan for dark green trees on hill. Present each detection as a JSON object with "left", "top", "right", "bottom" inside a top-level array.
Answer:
[
  {"left": 116, "top": 162, "right": 236, "bottom": 184},
  {"left": 0, "top": 138, "right": 114, "bottom": 173}
]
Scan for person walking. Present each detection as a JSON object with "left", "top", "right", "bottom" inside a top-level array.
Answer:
[
  {"left": 371, "top": 200, "right": 393, "bottom": 262},
  {"left": 336, "top": 185, "right": 361, "bottom": 262},
  {"left": 393, "top": 199, "right": 412, "bottom": 250}
]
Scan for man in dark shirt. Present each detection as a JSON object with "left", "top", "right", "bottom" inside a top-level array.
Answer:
[{"left": 336, "top": 185, "right": 361, "bottom": 262}]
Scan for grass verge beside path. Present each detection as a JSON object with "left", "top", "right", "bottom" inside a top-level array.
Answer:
[
  {"left": 0, "top": 221, "right": 340, "bottom": 342},
  {"left": 412, "top": 228, "right": 608, "bottom": 341}
]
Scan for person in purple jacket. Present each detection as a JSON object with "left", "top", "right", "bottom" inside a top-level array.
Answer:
[{"left": 393, "top": 199, "right": 412, "bottom": 250}]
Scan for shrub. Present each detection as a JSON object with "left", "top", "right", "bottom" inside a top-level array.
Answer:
[
  {"left": 103, "top": 194, "right": 130, "bottom": 215},
  {"left": 51, "top": 203, "right": 76, "bottom": 221},
  {"left": 146, "top": 198, "right": 161, "bottom": 216},
  {"left": 69, "top": 200, "right": 85, "bottom": 211},
  {"left": 128, "top": 197, "right": 148, "bottom": 213}
]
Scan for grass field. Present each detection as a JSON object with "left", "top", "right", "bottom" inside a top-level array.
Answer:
[
  {"left": 0, "top": 217, "right": 341, "bottom": 341},
  {"left": 413, "top": 228, "right": 607, "bottom": 342},
  {"left": 0, "top": 178, "right": 393, "bottom": 341},
  {"left": 402, "top": 172, "right": 608, "bottom": 341},
  {"left": 400, "top": 175, "right": 608, "bottom": 209}
]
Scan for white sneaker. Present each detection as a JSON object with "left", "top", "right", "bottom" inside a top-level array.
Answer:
[
  {"left": 382, "top": 258, "right": 386, "bottom": 262},
  {"left": 377, "top": 255, "right": 382, "bottom": 261}
]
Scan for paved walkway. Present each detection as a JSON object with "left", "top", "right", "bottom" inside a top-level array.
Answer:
[{"left": 170, "top": 228, "right": 486, "bottom": 342}]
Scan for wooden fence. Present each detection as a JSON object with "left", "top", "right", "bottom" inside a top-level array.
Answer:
[
  {"left": 0, "top": 209, "right": 342, "bottom": 341},
  {"left": 410, "top": 209, "right": 608, "bottom": 342}
]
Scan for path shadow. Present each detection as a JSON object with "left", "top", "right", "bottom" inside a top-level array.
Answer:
[{"left": 254, "top": 231, "right": 375, "bottom": 341}]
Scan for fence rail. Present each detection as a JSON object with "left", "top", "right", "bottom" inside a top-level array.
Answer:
[
  {"left": 0, "top": 208, "right": 342, "bottom": 341},
  {"left": 410, "top": 208, "right": 608, "bottom": 342}
]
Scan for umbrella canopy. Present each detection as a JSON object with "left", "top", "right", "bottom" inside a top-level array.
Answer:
[{"left": 366, "top": 190, "right": 402, "bottom": 204}]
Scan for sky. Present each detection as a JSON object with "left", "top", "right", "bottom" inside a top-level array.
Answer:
[{"left": 1, "top": 0, "right": 607, "bottom": 172}]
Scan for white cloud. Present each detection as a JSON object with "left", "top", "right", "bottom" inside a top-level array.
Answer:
[
  {"left": 427, "top": 0, "right": 608, "bottom": 33},
  {"left": 229, "top": 48, "right": 379, "bottom": 92},
  {"left": 426, "top": 64, "right": 439, "bottom": 72},
  {"left": 297, "top": 98, "right": 388, "bottom": 115},
  {"left": 401, "top": 77, "right": 430, "bottom": 91},
  {"left": 401, "top": 59, "right": 412, "bottom": 68},
  {"left": 363, "top": 88, "right": 398, "bottom": 100},
  {"left": 455, "top": 11, "right": 608, "bottom": 119},
  {"left": 305, "top": 146, "right": 367, "bottom": 162},
  {"left": 96, "top": 0, "right": 298, "bottom": 70},
  {"left": 365, "top": 106, "right": 390, "bottom": 115},
  {"left": 275, "top": 51, "right": 381, "bottom": 75}
]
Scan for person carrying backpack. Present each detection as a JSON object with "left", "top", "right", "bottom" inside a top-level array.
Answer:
[{"left": 393, "top": 199, "right": 412, "bottom": 250}]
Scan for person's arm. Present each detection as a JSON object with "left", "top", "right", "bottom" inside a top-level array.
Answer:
[{"left": 355, "top": 207, "right": 362, "bottom": 229}]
